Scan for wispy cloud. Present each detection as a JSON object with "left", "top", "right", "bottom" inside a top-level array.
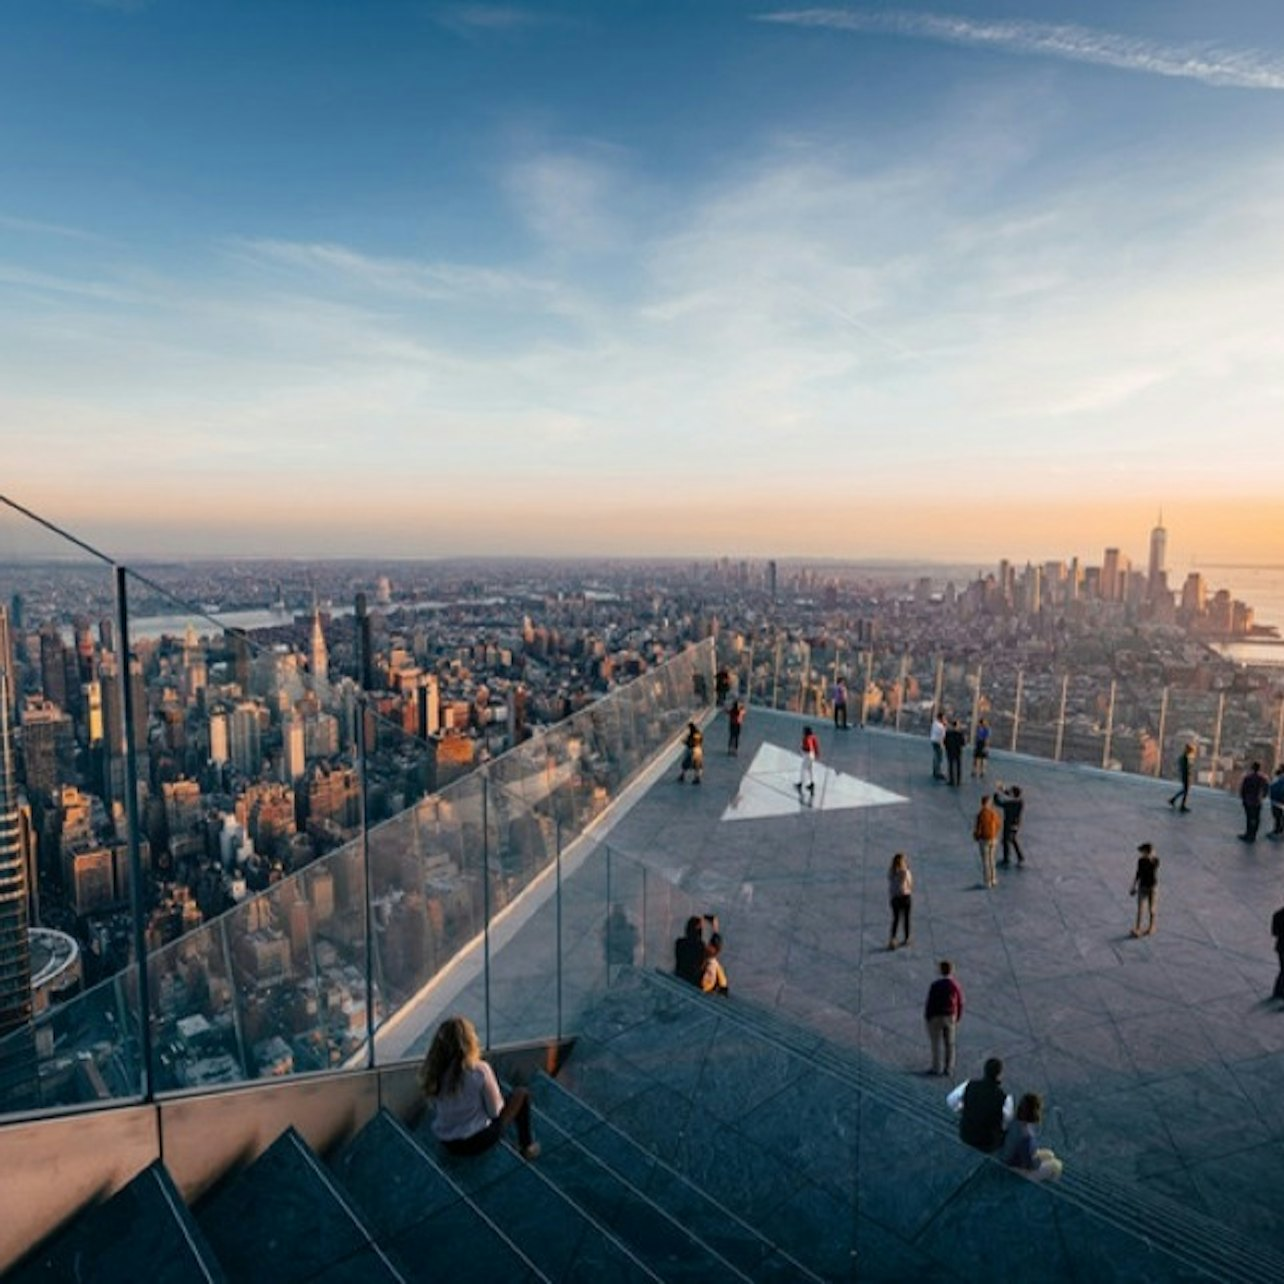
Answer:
[
  {"left": 435, "top": 5, "right": 552, "bottom": 37},
  {"left": 0, "top": 214, "right": 105, "bottom": 242},
  {"left": 758, "top": 8, "right": 1284, "bottom": 90}
]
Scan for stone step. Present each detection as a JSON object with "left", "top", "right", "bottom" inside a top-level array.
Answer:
[
  {"left": 409, "top": 1115, "right": 666, "bottom": 1282},
  {"left": 331, "top": 1109, "right": 550, "bottom": 1282},
  {"left": 531, "top": 1069, "right": 829, "bottom": 1283},
  {"left": 8, "top": 1161, "right": 226, "bottom": 1284},
  {"left": 638, "top": 968, "right": 1284, "bottom": 1284},
  {"left": 195, "top": 1127, "right": 405, "bottom": 1283}
]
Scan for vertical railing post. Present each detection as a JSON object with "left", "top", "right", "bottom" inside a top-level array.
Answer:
[
  {"left": 861, "top": 650, "right": 872, "bottom": 727},
  {"left": 801, "top": 641, "right": 812, "bottom": 716},
  {"left": 1010, "top": 668, "right": 1024, "bottom": 753},
  {"left": 1054, "top": 674, "right": 1068, "bottom": 762},
  {"left": 482, "top": 776, "right": 492, "bottom": 1048},
  {"left": 555, "top": 825, "right": 563, "bottom": 1042},
  {"left": 1276, "top": 695, "right": 1284, "bottom": 771},
  {"left": 1210, "top": 693, "right": 1225, "bottom": 789},
  {"left": 115, "top": 567, "right": 154, "bottom": 1104},
  {"left": 1155, "top": 686, "right": 1169, "bottom": 778},
  {"left": 605, "top": 846, "right": 613, "bottom": 991},
  {"left": 895, "top": 655, "right": 907, "bottom": 732},
  {"left": 1102, "top": 679, "right": 1117, "bottom": 770},
  {"left": 744, "top": 641, "right": 754, "bottom": 706},
  {"left": 640, "top": 864, "right": 648, "bottom": 970},
  {"left": 969, "top": 664, "right": 982, "bottom": 745},
  {"left": 356, "top": 696, "right": 376, "bottom": 1067},
  {"left": 932, "top": 655, "right": 944, "bottom": 716},
  {"left": 771, "top": 638, "right": 782, "bottom": 710}
]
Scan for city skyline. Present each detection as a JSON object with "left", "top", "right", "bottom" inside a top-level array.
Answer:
[{"left": 5, "top": 2, "right": 1284, "bottom": 558}]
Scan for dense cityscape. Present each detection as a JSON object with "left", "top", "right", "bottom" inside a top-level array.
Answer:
[{"left": 1, "top": 515, "right": 1282, "bottom": 1100}]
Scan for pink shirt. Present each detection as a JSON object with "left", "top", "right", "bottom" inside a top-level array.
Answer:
[{"left": 431, "top": 1061, "right": 504, "bottom": 1141}]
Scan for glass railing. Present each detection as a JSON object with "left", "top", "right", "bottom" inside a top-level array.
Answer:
[
  {"left": 0, "top": 500, "right": 716, "bottom": 1120},
  {"left": 719, "top": 637, "right": 1284, "bottom": 790}
]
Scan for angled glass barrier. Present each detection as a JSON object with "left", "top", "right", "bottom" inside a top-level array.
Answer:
[{"left": 0, "top": 496, "right": 130, "bottom": 1114}]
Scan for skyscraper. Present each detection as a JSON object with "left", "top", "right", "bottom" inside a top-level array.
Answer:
[
  {"left": 309, "top": 606, "right": 328, "bottom": 683},
  {"left": 1147, "top": 511, "right": 1167, "bottom": 600},
  {"left": 0, "top": 667, "right": 36, "bottom": 1104}
]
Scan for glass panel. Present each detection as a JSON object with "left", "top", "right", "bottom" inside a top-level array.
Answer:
[
  {"left": 0, "top": 497, "right": 134, "bottom": 1116},
  {"left": 484, "top": 778, "right": 560, "bottom": 1047}
]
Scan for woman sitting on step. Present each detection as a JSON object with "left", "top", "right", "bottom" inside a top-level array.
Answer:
[
  {"left": 420, "top": 1015, "right": 540, "bottom": 1160},
  {"left": 1001, "top": 1092, "right": 1062, "bottom": 1182}
]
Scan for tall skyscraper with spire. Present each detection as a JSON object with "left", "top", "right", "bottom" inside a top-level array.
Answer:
[
  {"left": 309, "top": 605, "right": 329, "bottom": 683},
  {"left": 1148, "top": 510, "right": 1168, "bottom": 600}
]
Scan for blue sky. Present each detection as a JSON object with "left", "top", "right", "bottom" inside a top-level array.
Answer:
[{"left": 4, "top": 1, "right": 1284, "bottom": 562}]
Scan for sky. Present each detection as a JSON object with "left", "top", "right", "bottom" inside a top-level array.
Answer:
[{"left": 3, "top": 0, "right": 1284, "bottom": 566}]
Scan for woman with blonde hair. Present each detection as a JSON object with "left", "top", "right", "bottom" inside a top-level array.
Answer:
[{"left": 420, "top": 1015, "right": 539, "bottom": 1159}]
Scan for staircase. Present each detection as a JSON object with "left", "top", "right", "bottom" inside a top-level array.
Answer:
[{"left": 11, "top": 967, "right": 1280, "bottom": 1282}]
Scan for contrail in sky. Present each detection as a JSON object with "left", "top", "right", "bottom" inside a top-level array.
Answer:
[{"left": 758, "top": 8, "right": 1284, "bottom": 90}]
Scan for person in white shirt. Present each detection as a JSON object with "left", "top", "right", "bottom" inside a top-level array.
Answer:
[
  {"left": 929, "top": 711, "right": 946, "bottom": 780},
  {"left": 421, "top": 1015, "right": 540, "bottom": 1160}
]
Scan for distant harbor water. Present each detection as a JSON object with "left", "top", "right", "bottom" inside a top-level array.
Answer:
[
  {"left": 1209, "top": 566, "right": 1284, "bottom": 666},
  {"left": 125, "top": 597, "right": 506, "bottom": 642}
]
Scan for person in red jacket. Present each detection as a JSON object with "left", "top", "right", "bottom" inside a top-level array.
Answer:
[
  {"left": 796, "top": 726, "right": 820, "bottom": 799},
  {"left": 924, "top": 960, "right": 964, "bottom": 1076}
]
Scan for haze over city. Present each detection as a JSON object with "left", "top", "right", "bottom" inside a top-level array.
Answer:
[{"left": 4, "top": 1, "right": 1284, "bottom": 560}]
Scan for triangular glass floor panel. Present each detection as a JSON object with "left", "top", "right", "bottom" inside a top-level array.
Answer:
[{"left": 721, "top": 741, "right": 908, "bottom": 821}]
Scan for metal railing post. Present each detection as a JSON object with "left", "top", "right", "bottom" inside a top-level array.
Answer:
[
  {"left": 1054, "top": 674, "right": 1068, "bottom": 762},
  {"left": 1155, "top": 687, "right": 1169, "bottom": 778},
  {"left": 1210, "top": 693, "right": 1225, "bottom": 789},
  {"left": 1102, "top": 679, "right": 1117, "bottom": 770},
  {"left": 932, "top": 655, "right": 944, "bottom": 715},
  {"left": 482, "top": 776, "right": 492, "bottom": 1047},
  {"left": 969, "top": 664, "right": 982, "bottom": 744},
  {"left": 1276, "top": 695, "right": 1284, "bottom": 771},
  {"left": 555, "top": 825, "right": 563, "bottom": 1042},
  {"left": 1010, "top": 668, "right": 1024, "bottom": 753},
  {"left": 115, "top": 567, "right": 154, "bottom": 1104},
  {"left": 801, "top": 641, "right": 812, "bottom": 715},
  {"left": 356, "top": 697, "right": 376, "bottom": 1067},
  {"left": 771, "top": 638, "right": 782, "bottom": 710},
  {"left": 895, "top": 655, "right": 907, "bottom": 732},
  {"left": 861, "top": 650, "right": 872, "bottom": 727}
]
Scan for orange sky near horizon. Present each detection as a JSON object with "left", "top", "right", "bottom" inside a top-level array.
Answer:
[{"left": 4, "top": 485, "right": 1279, "bottom": 570}]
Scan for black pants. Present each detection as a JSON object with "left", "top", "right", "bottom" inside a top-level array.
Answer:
[
  {"left": 834, "top": 703, "right": 847, "bottom": 729},
  {"left": 1002, "top": 829, "right": 1024, "bottom": 863},
  {"left": 947, "top": 752, "right": 962, "bottom": 786},
  {"left": 1275, "top": 950, "right": 1284, "bottom": 1000},
  {"left": 890, "top": 895, "right": 911, "bottom": 942},
  {"left": 1273, "top": 803, "right": 1284, "bottom": 835},
  {"left": 1244, "top": 803, "right": 1263, "bottom": 841},
  {"left": 443, "top": 1095, "right": 533, "bottom": 1154}
]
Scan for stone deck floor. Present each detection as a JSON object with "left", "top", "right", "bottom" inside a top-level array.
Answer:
[{"left": 601, "top": 705, "right": 1284, "bottom": 1242}]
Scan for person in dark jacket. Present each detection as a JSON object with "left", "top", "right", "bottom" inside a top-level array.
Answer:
[
  {"left": 1272, "top": 904, "right": 1284, "bottom": 1001},
  {"left": 955, "top": 1057, "right": 1012, "bottom": 1153},
  {"left": 1240, "top": 762, "right": 1270, "bottom": 842},
  {"left": 993, "top": 784, "right": 1026, "bottom": 865},
  {"left": 1168, "top": 743, "right": 1195, "bottom": 813},
  {"left": 675, "top": 914, "right": 721, "bottom": 987},
  {"left": 1268, "top": 765, "right": 1284, "bottom": 839},
  {"left": 944, "top": 719, "right": 966, "bottom": 787}
]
